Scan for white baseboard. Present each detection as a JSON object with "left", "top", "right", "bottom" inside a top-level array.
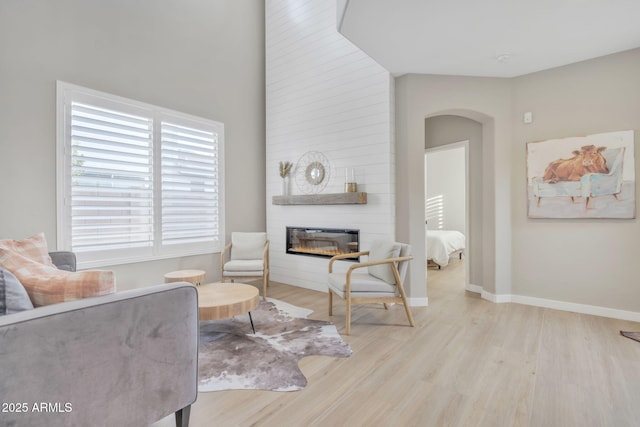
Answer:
[
  {"left": 479, "top": 291, "right": 640, "bottom": 322},
  {"left": 465, "top": 283, "right": 482, "bottom": 294},
  {"left": 511, "top": 294, "right": 640, "bottom": 322},
  {"left": 408, "top": 297, "right": 428, "bottom": 307},
  {"left": 481, "top": 290, "right": 512, "bottom": 303},
  {"left": 279, "top": 280, "right": 640, "bottom": 323}
]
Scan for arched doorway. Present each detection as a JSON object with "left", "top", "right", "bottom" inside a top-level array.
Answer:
[{"left": 424, "top": 114, "right": 484, "bottom": 294}]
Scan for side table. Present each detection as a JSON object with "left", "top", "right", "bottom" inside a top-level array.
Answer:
[{"left": 164, "top": 269, "right": 206, "bottom": 286}]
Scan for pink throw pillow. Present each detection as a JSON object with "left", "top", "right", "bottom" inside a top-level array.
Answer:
[
  {"left": 0, "top": 232, "right": 55, "bottom": 267},
  {"left": 0, "top": 248, "right": 115, "bottom": 307}
]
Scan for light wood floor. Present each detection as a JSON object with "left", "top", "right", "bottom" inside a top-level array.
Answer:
[{"left": 154, "top": 260, "right": 640, "bottom": 426}]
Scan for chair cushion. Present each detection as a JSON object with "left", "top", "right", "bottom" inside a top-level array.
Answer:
[
  {"left": 0, "top": 233, "right": 55, "bottom": 267},
  {"left": 0, "top": 248, "right": 115, "bottom": 307},
  {"left": 367, "top": 240, "right": 401, "bottom": 284},
  {"left": 224, "top": 259, "right": 264, "bottom": 272},
  {"left": 328, "top": 272, "right": 396, "bottom": 294},
  {"left": 0, "top": 268, "right": 34, "bottom": 315},
  {"left": 230, "top": 232, "right": 267, "bottom": 260}
]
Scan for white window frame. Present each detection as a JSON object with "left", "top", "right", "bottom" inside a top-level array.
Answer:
[{"left": 56, "top": 81, "right": 225, "bottom": 269}]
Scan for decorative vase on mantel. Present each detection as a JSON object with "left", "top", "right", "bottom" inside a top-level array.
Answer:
[
  {"left": 281, "top": 176, "right": 290, "bottom": 196},
  {"left": 278, "top": 160, "right": 293, "bottom": 197}
]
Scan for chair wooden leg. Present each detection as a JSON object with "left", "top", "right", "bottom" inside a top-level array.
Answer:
[
  {"left": 262, "top": 274, "right": 268, "bottom": 301},
  {"left": 345, "top": 295, "right": 351, "bottom": 335},
  {"left": 328, "top": 290, "right": 333, "bottom": 316},
  {"left": 397, "top": 287, "right": 415, "bottom": 327},
  {"left": 402, "top": 301, "right": 415, "bottom": 327},
  {"left": 399, "top": 297, "right": 415, "bottom": 327}
]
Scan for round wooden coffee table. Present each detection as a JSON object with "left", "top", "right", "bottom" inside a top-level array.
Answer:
[{"left": 197, "top": 282, "right": 260, "bottom": 332}]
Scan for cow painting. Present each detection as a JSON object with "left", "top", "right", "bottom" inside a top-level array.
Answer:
[{"left": 542, "top": 145, "right": 609, "bottom": 183}]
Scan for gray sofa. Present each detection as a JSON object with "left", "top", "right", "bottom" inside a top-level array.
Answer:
[
  {"left": 48, "top": 250, "right": 77, "bottom": 272},
  {"left": 0, "top": 252, "right": 198, "bottom": 427}
]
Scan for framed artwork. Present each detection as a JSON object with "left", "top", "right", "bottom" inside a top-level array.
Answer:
[{"left": 526, "top": 130, "right": 635, "bottom": 219}]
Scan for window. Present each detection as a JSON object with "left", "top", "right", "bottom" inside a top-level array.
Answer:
[
  {"left": 425, "top": 194, "right": 444, "bottom": 230},
  {"left": 57, "top": 82, "right": 224, "bottom": 268}
]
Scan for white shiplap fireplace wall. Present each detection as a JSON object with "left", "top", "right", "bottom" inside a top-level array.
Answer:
[{"left": 266, "top": 0, "right": 396, "bottom": 292}]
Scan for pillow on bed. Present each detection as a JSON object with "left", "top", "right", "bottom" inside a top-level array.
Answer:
[
  {"left": 0, "top": 232, "right": 55, "bottom": 267},
  {"left": 0, "top": 248, "right": 115, "bottom": 307},
  {"left": 368, "top": 240, "right": 401, "bottom": 284}
]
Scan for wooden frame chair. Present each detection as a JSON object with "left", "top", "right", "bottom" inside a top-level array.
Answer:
[
  {"left": 328, "top": 241, "right": 414, "bottom": 335},
  {"left": 220, "top": 232, "right": 270, "bottom": 300}
]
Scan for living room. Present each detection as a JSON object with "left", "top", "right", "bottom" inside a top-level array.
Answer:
[{"left": 2, "top": 1, "right": 640, "bottom": 426}]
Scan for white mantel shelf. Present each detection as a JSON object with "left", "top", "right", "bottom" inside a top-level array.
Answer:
[{"left": 272, "top": 192, "right": 367, "bottom": 205}]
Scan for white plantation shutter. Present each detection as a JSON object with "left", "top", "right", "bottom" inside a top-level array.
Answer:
[
  {"left": 57, "top": 82, "right": 224, "bottom": 268},
  {"left": 161, "top": 121, "right": 220, "bottom": 245},
  {"left": 70, "top": 103, "right": 154, "bottom": 252}
]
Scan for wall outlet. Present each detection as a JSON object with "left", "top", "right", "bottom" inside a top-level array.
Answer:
[{"left": 523, "top": 111, "right": 533, "bottom": 124}]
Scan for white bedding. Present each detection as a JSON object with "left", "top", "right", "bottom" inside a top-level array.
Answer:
[{"left": 426, "top": 230, "right": 465, "bottom": 267}]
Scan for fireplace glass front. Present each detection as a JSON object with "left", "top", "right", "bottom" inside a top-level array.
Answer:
[{"left": 286, "top": 227, "right": 360, "bottom": 261}]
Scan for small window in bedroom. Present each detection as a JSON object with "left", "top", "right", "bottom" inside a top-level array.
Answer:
[
  {"left": 425, "top": 194, "right": 444, "bottom": 229},
  {"left": 56, "top": 81, "right": 225, "bottom": 268}
]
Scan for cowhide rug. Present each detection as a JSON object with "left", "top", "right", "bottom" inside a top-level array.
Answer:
[{"left": 198, "top": 299, "right": 352, "bottom": 392}]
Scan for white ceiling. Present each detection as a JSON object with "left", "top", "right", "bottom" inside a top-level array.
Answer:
[{"left": 338, "top": 0, "right": 640, "bottom": 77}]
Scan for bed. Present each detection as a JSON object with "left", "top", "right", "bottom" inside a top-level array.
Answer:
[{"left": 426, "top": 229, "right": 466, "bottom": 268}]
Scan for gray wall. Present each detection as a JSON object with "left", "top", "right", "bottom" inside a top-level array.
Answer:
[
  {"left": 512, "top": 48, "right": 640, "bottom": 311},
  {"left": 425, "top": 115, "right": 483, "bottom": 286},
  {"left": 0, "top": 0, "right": 266, "bottom": 290},
  {"left": 398, "top": 48, "right": 640, "bottom": 314},
  {"left": 396, "top": 74, "right": 513, "bottom": 300}
]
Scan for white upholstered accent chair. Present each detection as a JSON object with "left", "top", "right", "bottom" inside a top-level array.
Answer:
[
  {"left": 328, "top": 240, "right": 414, "bottom": 335},
  {"left": 221, "top": 232, "right": 269, "bottom": 299}
]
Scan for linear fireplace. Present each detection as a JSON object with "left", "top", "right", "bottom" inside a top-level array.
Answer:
[{"left": 286, "top": 227, "right": 360, "bottom": 261}]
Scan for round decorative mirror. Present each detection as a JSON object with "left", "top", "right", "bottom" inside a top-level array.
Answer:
[
  {"left": 295, "top": 151, "right": 331, "bottom": 194},
  {"left": 305, "top": 162, "right": 325, "bottom": 185}
]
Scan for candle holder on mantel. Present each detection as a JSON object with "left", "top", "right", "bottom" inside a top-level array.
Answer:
[{"left": 344, "top": 168, "right": 357, "bottom": 193}]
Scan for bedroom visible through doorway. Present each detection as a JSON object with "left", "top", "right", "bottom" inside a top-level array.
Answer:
[{"left": 425, "top": 142, "right": 469, "bottom": 288}]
